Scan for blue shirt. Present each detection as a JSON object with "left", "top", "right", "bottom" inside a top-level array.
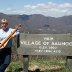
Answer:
[{"left": 0, "top": 28, "right": 20, "bottom": 48}]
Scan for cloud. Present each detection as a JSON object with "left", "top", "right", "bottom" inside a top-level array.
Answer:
[
  {"left": 22, "top": 2, "right": 72, "bottom": 17},
  {"left": 6, "top": 8, "right": 12, "bottom": 11},
  {"left": 1, "top": 2, "right": 72, "bottom": 17}
]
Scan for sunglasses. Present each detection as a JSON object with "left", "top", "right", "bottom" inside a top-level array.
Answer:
[{"left": 1, "top": 23, "right": 8, "bottom": 24}]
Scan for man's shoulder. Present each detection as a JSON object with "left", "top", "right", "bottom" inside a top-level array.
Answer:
[
  {"left": 8, "top": 28, "right": 14, "bottom": 31},
  {"left": 0, "top": 29, "right": 2, "bottom": 32},
  {"left": 0, "top": 29, "right": 2, "bottom": 30},
  {"left": 9, "top": 28, "right": 14, "bottom": 30}
]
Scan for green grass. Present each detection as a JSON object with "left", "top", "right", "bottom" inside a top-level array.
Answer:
[
  {"left": 6, "top": 61, "right": 23, "bottom": 72},
  {"left": 30, "top": 59, "right": 65, "bottom": 67},
  {"left": 6, "top": 59, "right": 72, "bottom": 72}
]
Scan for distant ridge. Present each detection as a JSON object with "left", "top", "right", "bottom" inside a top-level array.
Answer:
[{"left": 0, "top": 13, "right": 72, "bottom": 34}]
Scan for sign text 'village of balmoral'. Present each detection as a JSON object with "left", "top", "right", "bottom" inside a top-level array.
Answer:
[{"left": 17, "top": 34, "right": 72, "bottom": 56}]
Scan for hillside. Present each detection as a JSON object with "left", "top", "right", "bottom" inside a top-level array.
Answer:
[{"left": 0, "top": 13, "right": 72, "bottom": 34}]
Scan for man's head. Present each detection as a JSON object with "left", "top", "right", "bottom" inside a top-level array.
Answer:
[{"left": 0, "top": 18, "right": 8, "bottom": 31}]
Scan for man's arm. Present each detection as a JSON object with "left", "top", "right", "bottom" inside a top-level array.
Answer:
[{"left": 11, "top": 29, "right": 20, "bottom": 38}]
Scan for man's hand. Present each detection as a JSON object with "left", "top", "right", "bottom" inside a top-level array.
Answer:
[
  {"left": 11, "top": 29, "right": 19, "bottom": 38},
  {"left": 11, "top": 29, "right": 16, "bottom": 38}
]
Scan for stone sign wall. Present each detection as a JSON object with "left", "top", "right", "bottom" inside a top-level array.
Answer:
[{"left": 17, "top": 33, "right": 72, "bottom": 56}]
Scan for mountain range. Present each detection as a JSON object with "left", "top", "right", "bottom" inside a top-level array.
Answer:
[{"left": 0, "top": 13, "right": 72, "bottom": 34}]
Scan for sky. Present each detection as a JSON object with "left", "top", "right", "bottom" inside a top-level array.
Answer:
[{"left": 0, "top": 0, "right": 72, "bottom": 17}]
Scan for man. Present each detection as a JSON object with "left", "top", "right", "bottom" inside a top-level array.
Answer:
[{"left": 0, "top": 18, "right": 20, "bottom": 72}]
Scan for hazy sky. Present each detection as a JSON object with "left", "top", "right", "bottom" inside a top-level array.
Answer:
[{"left": 0, "top": 0, "right": 72, "bottom": 17}]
